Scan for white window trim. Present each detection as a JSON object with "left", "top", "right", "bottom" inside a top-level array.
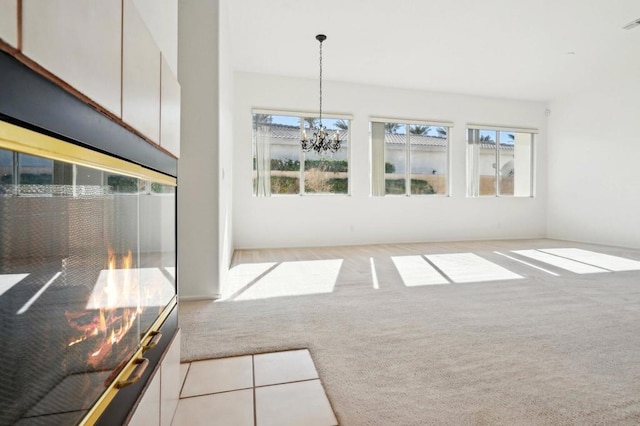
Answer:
[
  {"left": 253, "top": 110, "right": 352, "bottom": 196},
  {"left": 370, "top": 116, "right": 453, "bottom": 129},
  {"left": 467, "top": 123, "right": 538, "bottom": 134},
  {"left": 466, "top": 126, "right": 536, "bottom": 198},
  {"left": 253, "top": 108, "right": 353, "bottom": 121},
  {"left": 371, "top": 120, "right": 452, "bottom": 197}
]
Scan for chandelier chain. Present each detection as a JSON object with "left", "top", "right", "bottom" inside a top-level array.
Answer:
[{"left": 319, "top": 39, "right": 323, "bottom": 123}]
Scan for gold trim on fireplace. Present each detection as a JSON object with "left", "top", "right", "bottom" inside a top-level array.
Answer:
[
  {"left": 78, "top": 295, "right": 177, "bottom": 426},
  {"left": 0, "top": 120, "right": 176, "bottom": 186}
]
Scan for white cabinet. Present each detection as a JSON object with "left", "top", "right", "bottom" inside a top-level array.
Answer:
[
  {"left": 122, "top": 0, "right": 161, "bottom": 144},
  {"left": 160, "top": 329, "right": 181, "bottom": 426},
  {"left": 128, "top": 367, "right": 161, "bottom": 426},
  {"left": 128, "top": 329, "right": 181, "bottom": 426},
  {"left": 132, "top": 0, "right": 178, "bottom": 77},
  {"left": 21, "top": 0, "right": 122, "bottom": 116},
  {"left": 0, "top": 0, "right": 18, "bottom": 48},
  {"left": 160, "top": 56, "right": 181, "bottom": 157},
  {"left": 19, "top": 0, "right": 178, "bottom": 152}
]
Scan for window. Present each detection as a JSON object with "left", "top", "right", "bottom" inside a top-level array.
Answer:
[
  {"left": 466, "top": 126, "right": 535, "bottom": 197},
  {"left": 252, "top": 112, "right": 349, "bottom": 196},
  {"left": 370, "top": 119, "right": 451, "bottom": 196}
]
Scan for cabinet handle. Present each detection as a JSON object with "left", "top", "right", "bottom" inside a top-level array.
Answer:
[
  {"left": 142, "top": 331, "right": 162, "bottom": 351},
  {"left": 115, "top": 357, "right": 149, "bottom": 389}
]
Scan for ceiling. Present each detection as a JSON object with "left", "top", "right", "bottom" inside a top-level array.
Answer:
[{"left": 226, "top": 0, "right": 640, "bottom": 102}]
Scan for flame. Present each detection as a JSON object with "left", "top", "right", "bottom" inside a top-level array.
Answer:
[{"left": 66, "top": 248, "right": 143, "bottom": 369}]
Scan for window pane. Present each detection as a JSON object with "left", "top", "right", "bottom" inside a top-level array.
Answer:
[
  {"left": 384, "top": 123, "right": 406, "bottom": 195},
  {"left": 304, "top": 118, "right": 348, "bottom": 194},
  {"left": 478, "top": 130, "right": 497, "bottom": 196},
  {"left": 467, "top": 127, "right": 534, "bottom": 197},
  {"left": 0, "top": 148, "right": 14, "bottom": 195},
  {"left": 18, "top": 153, "right": 54, "bottom": 195},
  {"left": 502, "top": 132, "right": 532, "bottom": 196},
  {"left": 409, "top": 125, "right": 447, "bottom": 195},
  {"left": 466, "top": 129, "right": 479, "bottom": 197},
  {"left": 253, "top": 114, "right": 301, "bottom": 195},
  {"left": 498, "top": 131, "right": 514, "bottom": 196}
]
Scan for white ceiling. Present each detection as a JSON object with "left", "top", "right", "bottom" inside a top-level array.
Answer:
[{"left": 226, "top": 0, "right": 640, "bottom": 101}]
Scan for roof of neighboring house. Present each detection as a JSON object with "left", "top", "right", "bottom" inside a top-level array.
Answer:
[{"left": 257, "top": 123, "right": 513, "bottom": 150}]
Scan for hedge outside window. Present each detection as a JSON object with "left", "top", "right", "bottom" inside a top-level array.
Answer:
[
  {"left": 253, "top": 113, "right": 349, "bottom": 196},
  {"left": 370, "top": 119, "right": 451, "bottom": 196}
]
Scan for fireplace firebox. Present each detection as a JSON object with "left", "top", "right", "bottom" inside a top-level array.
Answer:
[{"left": 0, "top": 50, "right": 178, "bottom": 425}]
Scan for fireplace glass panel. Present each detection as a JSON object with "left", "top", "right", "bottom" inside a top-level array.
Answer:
[{"left": 0, "top": 146, "right": 176, "bottom": 425}]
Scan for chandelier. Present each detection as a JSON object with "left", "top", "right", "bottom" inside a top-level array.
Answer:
[{"left": 301, "top": 34, "right": 342, "bottom": 153}]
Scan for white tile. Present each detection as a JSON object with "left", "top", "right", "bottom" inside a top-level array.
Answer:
[
  {"left": 172, "top": 389, "right": 253, "bottom": 426},
  {"left": 254, "top": 349, "right": 318, "bottom": 387},
  {"left": 181, "top": 356, "right": 253, "bottom": 397},
  {"left": 256, "top": 380, "right": 337, "bottom": 426}
]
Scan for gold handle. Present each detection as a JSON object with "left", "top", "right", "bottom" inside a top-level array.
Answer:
[
  {"left": 115, "top": 357, "right": 149, "bottom": 389},
  {"left": 142, "top": 331, "right": 162, "bottom": 351}
]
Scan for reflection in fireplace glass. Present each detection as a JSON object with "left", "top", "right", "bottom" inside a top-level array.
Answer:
[{"left": 0, "top": 147, "right": 176, "bottom": 425}]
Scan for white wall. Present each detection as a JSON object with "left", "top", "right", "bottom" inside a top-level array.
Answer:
[
  {"left": 218, "top": 0, "right": 234, "bottom": 292},
  {"left": 177, "top": 0, "right": 220, "bottom": 299},
  {"left": 234, "top": 72, "right": 548, "bottom": 249},
  {"left": 547, "top": 78, "right": 640, "bottom": 249}
]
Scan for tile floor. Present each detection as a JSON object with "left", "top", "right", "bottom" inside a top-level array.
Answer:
[{"left": 172, "top": 349, "right": 338, "bottom": 426}]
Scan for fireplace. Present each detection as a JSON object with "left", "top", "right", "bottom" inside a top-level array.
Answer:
[{"left": 0, "top": 51, "right": 178, "bottom": 425}]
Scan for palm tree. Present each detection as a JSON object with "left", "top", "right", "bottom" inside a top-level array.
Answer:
[
  {"left": 409, "top": 125, "right": 430, "bottom": 135},
  {"left": 480, "top": 135, "right": 494, "bottom": 143},
  {"left": 301, "top": 117, "right": 319, "bottom": 129},
  {"left": 335, "top": 119, "right": 349, "bottom": 130},
  {"left": 253, "top": 114, "right": 272, "bottom": 128},
  {"left": 436, "top": 127, "right": 447, "bottom": 137},
  {"left": 385, "top": 123, "right": 402, "bottom": 134}
]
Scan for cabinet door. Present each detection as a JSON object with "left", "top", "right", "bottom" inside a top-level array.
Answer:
[
  {"left": 132, "top": 0, "right": 178, "bottom": 77},
  {"left": 160, "top": 329, "right": 181, "bottom": 426},
  {"left": 122, "top": 0, "right": 160, "bottom": 144},
  {"left": 22, "top": 0, "right": 122, "bottom": 116},
  {"left": 128, "top": 368, "right": 161, "bottom": 426},
  {"left": 160, "top": 56, "right": 181, "bottom": 157},
  {"left": 0, "top": 0, "right": 18, "bottom": 48}
]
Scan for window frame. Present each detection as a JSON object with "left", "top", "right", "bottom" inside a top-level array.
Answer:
[
  {"left": 252, "top": 109, "right": 353, "bottom": 197},
  {"left": 466, "top": 124, "right": 537, "bottom": 198},
  {"left": 370, "top": 117, "right": 453, "bottom": 197}
]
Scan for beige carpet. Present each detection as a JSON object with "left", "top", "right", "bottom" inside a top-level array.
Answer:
[{"left": 180, "top": 239, "right": 640, "bottom": 425}]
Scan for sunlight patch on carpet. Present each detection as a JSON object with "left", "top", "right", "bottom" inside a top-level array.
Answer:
[
  {"left": 0, "top": 273, "right": 29, "bottom": 298},
  {"left": 391, "top": 256, "right": 449, "bottom": 286},
  {"left": 539, "top": 248, "right": 640, "bottom": 272},
  {"left": 231, "top": 259, "right": 342, "bottom": 301},
  {"left": 513, "top": 250, "right": 608, "bottom": 274},
  {"left": 425, "top": 253, "right": 523, "bottom": 283}
]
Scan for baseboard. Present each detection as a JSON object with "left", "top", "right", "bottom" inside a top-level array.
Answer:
[{"left": 179, "top": 294, "right": 221, "bottom": 302}]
